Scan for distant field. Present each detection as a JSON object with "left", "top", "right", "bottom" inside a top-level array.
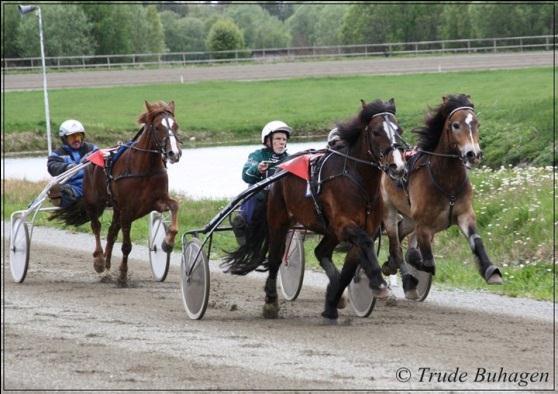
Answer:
[{"left": 2, "top": 67, "right": 553, "bottom": 166}]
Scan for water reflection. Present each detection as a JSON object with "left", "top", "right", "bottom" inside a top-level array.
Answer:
[{"left": 2, "top": 142, "right": 322, "bottom": 199}]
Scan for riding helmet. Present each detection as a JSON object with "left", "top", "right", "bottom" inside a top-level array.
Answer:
[{"left": 261, "top": 120, "right": 292, "bottom": 144}]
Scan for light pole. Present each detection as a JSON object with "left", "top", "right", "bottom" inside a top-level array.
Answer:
[{"left": 18, "top": 4, "right": 52, "bottom": 155}]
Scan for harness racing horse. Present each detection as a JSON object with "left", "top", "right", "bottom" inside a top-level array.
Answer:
[
  {"left": 51, "top": 101, "right": 182, "bottom": 286},
  {"left": 223, "top": 98, "right": 407, "bottom": 321},
  {"left": 381, "top": 94, "right": 503, "bottom": 299}
]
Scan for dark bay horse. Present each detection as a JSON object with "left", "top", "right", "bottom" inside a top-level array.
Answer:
[
  {"left": 51, "top": 100, "right": 182, "bottom": 286},
  {"left": 223, "top": 99, "right": 407, "bottom": 321},
  {"left": 381, "top": 94, "right": 503, "bottom": 299}
]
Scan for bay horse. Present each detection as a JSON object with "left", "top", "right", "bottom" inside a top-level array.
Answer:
[
  {"left": 381, "top": 94, "right": 503, "bottom": 299},
  {"left": 222, "top": 98, "right": 407, "bottom": 321},
  {"left": 50, "top": 100, "right": 182, "bottom": 286}
]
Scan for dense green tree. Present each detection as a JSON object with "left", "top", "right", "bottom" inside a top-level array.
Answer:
[
  {"left": 253, "top": 16, "right": 290, "bottom": 49},
  {"left": 224, "top": 4, "right": 268, "bottom": 48},
  {"left": 440, "top": 3, "right": 473, "bottom": 40},
  {"left": 154, "top": 1, "right": 189, "bottom": 16},
  {"left": 145, "top": 5, "right": 166, "bottom": 53},
  {"left": 82, "top": 4, "right": 133, "bottom": 55},
  {"left": 469, "top": 4, "right": 523, "bottom": 38},
  {"left": 162, "top": 11, "right": 206, "bottom": 52},
  {"left": 16, "top": 4, "right": 93, "bottom": 57},
  {"left": 2, "top": 4, "right": 21, "bottom": 58},
  {"left": 206, "top": 18, "right": 245, "bottom": 55},
  {"left": 341, "top": 4, "right": 391, "bottom": 44},
  {"left": 314, "top": 4, "right": 349, "bottom": 46},
  {"left": 286, "top": 4, "right": 321, "bottom": 46},
  {"left": 258, "top": 1, "right": 295, "bottom": 21}
]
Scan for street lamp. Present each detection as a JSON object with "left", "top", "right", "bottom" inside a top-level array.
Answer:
[{"left": 18, "top": 4, "right": 52, "bottom": 155}]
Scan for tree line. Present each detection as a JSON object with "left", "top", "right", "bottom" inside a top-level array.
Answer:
[{"left": 2, "top": 2, "right": 554, "bottom": 59}]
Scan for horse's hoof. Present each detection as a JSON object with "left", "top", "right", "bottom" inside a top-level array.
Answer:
[
  {"left": 336, "top": 295, "right": 347, "bottom": 309},
  {"left": 116, "top": 276, "right": 128, "bottom": 288},
  {"left": 93, "top": 257, "right": 106, "bottom": 274},
  {"left": 405, "top": 248, "right": 422, "bottom": 267},
  {"left": 262, "top": 303, "right": 279, "bottom": 319},
  {"left": 485, "top": 266, "right": 503, "bottom": 285},
  {"left": 99, "top": 271, "right": 113, "bottom": 283},
  {"left": 320, "top": 317, "right": 338, "bottom": 326},
  {"left": 321, "top": 309, "right": 338, "bottom": 321},
  {"left": 402, "top": 274, "right": 419, "bottom": 293},
  {"left": 371, "top": 285, "right": 391, "bottom": 300},
  {"left": 161, "top": 240, "right": 174, "bottom": 254},
  {"left": 381, "top": 263, "right": 396, "bottom": 276},
  {"left": 384, "top": 293, "right": 398, "bottom": 306},
  {"left": 404, "top": 289, "right": 419, "bottom": 300}
]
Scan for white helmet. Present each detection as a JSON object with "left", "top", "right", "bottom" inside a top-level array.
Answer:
[
  {"left": 327, "top": 127, "right": 340, "bottom": 144},
  {"left": 59, "top": 119, "right": 85, "bottom": 138},
  {"left": 261, "top": 120, "right": 292, "bottom": 144}
]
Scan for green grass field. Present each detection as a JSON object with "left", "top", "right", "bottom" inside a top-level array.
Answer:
[
  {"left": 3, "top": 67, "right": 553, "bottom": 166},
  {"left": 4, "top": 165, "right": 554, "bottom": 301}
]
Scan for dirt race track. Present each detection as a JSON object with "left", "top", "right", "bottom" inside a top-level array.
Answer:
[
  {"left": 2, "top": 225, "right": 555, "bottom": 391},
  {"left": 3, "top": 51, "right": 554, "bottom": 90}
]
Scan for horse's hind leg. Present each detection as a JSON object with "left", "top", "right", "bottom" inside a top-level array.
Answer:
[
  {"left": 382, "top": 206, "right": 405, "bottom": 276},
  {"left": 117, "top": 219, "right": 132, "bottom": 287},
  {"left": 314, "top": 234, "right": 342, "bottom": 319},
  {"left": 104, "top": 210, "right": 121, "bottom": 272},
  {"left": 457, "top": 213, "right": 503, "bottom": 284},
  {"left": 263, "top": 226, "right": 289, "bottom": 319},
  {"left": 156, "top": 197, "right": 179, "bottom": 253},
  {"left": 414, "top": 226, "right": 436, "bottom": 275}
]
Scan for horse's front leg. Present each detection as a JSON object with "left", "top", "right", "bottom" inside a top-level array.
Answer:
[
  {"left": 117, "top": 220, "right": 132, "bottom": 287},
  {"left": 314, "top": 234, "right": 342, "bottom": 320},
  {"left": 104, "top": 210, "right": 121, "bottom": 273},
  {"left": 90, "top": 214, "right": 106, "bottom": 274},
  {"left": 156, "top": 198, "right": 179, "bottom": 253},
  {"left": 457, "top": 212, "right": 503, "bottom": 284},
  {"left": 263, "top": 226, "right": 289, "bottom": 319},
  {"left": 342, "top": 224, "right": 389, "bottom": 299}
]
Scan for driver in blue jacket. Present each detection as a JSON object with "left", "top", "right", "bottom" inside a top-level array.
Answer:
[{"left": 47, "top": 119, "right": 97, "bottom": 207}]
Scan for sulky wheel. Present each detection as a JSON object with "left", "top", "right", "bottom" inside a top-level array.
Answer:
[
  {"left": 348, "top": 266, "right": 377, "bottom": 317},
  {"left": 181, "top": 237, "right": 210, "bottom": 320},
  {"left": 278, "top": 230, "right": 305, "bottom": 301},
  {"left": 10, "top": 215, "right": 30, "bottom": 283},
  {"left": 148, "top": 211, "right": 170, "bottom": 282}
]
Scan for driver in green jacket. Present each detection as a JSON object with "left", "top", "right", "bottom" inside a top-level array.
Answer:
[{"left": 233, "top": 120, "right": 293, "bottom": 245}]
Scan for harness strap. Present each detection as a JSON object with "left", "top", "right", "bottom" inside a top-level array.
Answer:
[{"left": 425, "top": 160, "right": 469, "bottom": 227}]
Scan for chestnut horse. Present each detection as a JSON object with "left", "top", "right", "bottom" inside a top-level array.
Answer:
[
  {"left": 381, "top": 94, "right": 503, "bottom": 299},
  {"left": 51, "top": 101, "right": 182, "bottom": 285},
  {"left": 223, "top": 99, "right": 407, "bottom": 321}
]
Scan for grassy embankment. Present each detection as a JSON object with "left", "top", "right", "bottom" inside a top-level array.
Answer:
[
  {"left": 3, "top": 165, "right": 554, "bottom": 301},
  {"left": 3, "top": 67, "right": 553, "bottom": 167}
]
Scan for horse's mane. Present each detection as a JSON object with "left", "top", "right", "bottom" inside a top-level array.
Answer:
[
  {"left": 138, "top": 101, "right": 174, "bottom": 124},
  {"left": 336, "top": 99, "right": 396, "bottom": 147},
  {"left": 414, "top": 94, "right": 474, "bottom": 151}
]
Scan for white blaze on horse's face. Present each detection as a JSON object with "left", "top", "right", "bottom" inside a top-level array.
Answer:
[
  {"left": 162, "top": 117, "right": 181, "bottom": 163},
  {"left": 383, "top": 118, "right": 405, "bottom": 172},
  {"left": 450, "top": 109, "right": 482, "bottom": 169}
]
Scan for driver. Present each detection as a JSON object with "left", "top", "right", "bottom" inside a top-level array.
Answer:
[
  {"left": 47, "top": 119, "right": 98, "bottom": 207},
  {"left": 232, "top": 120, "right": 292, "bottom": 244}
]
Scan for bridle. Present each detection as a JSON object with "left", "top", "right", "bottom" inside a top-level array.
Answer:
[
  {"left": 362, "top": 111, "right": 406, "bottom": 173},
  {"left": 417, "top": 106, "right": 477, "bottom": 162},
  {"left": 131, "top": 111, "right": 181, "bottom": 162}
]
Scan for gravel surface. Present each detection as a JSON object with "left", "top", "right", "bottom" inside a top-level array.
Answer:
[
  {"left": 2, "top": 223, "right": 555, "bottom": 391},
  {"left": 3, "top": 52, "right": 553, "bottom": 90}
]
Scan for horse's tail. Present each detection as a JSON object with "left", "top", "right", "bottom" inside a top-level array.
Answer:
[
  {"left": 221, "top": 198, "right": 269, "bottom": 276},
  {"left": 48, "top": 199, "right": 90, "bottom": 227}
]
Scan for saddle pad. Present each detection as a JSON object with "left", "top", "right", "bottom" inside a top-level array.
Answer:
[
  {"left": 278, "top": 153, "right": 323, "bottom": 181},
  {"left": 86, "top": 147, "right": 119, "bottom": 168}
]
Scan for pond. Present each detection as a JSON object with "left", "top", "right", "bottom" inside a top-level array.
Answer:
[{"left": 2, "top": 142, "right": 323, "bottom": 199}]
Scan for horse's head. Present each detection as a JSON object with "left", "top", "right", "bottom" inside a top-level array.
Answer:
[
  {"left": 140, "top": 100, "right": 182, "bottom": 164},
  {"left": 442, "top": 95, "right": 482, "bottom": 169},
  {"left": 360, "top": 98, "right": 407, "bottom": 180}
]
